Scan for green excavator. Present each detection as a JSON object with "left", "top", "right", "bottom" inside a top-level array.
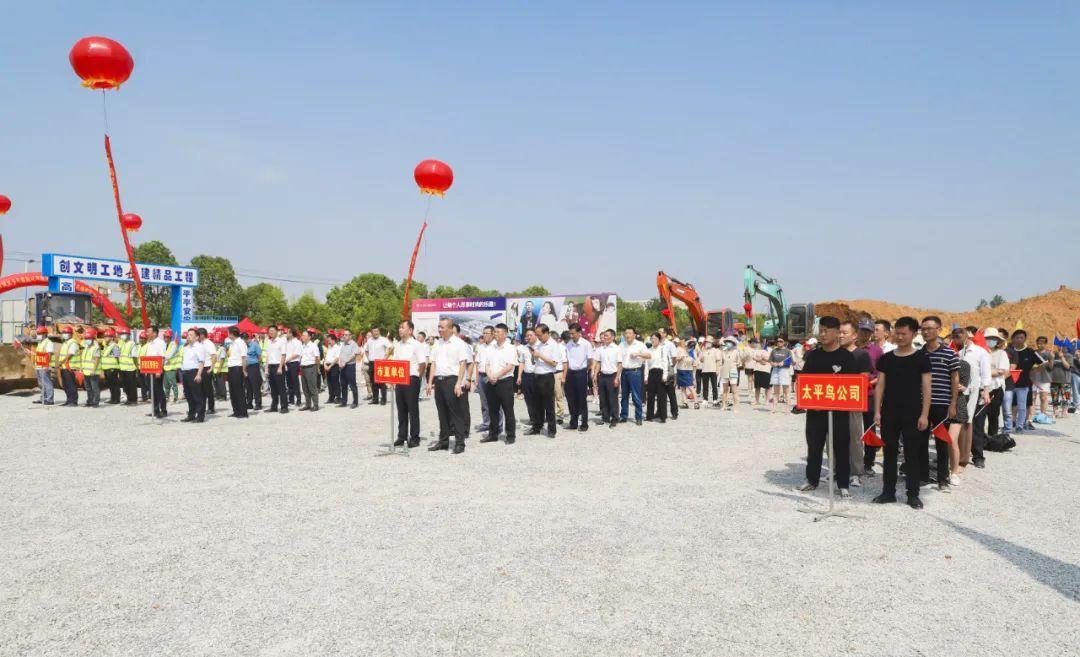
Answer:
[{"left": 742, "top": 265, "right": 817, "bottom": 341}]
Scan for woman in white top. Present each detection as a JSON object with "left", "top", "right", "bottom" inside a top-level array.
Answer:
[
  {"left": 538, "top": 301, "right": 559, "bottom": 331},
  {"left": 984, "top": 328, "right": 1011, "bottom": 439}
]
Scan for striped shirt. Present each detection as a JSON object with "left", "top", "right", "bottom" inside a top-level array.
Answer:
[{"left": 922, "top": 343, "right": 959, "bottom": 407}]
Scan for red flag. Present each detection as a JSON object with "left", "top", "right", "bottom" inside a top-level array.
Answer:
[
  {"left": 972, "top": 328, "right": 989, "bottom": 351},
  {"left": 931, "top": 421, "right": 952, "bottom": 444},
  {"left": 1009, "top": 369, "right": 1021, "bottom": 383},
  {"left": 862, "top": 424, "right": 883, "bottom": 447}
]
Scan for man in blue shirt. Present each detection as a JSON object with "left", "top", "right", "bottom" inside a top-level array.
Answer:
[{"left": 245, "top": 333, "right": 263, "bottom": 410}]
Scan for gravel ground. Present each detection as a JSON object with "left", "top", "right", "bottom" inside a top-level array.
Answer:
[{"left": 1, "top": 388, "right": 1078, "bottom": 657}]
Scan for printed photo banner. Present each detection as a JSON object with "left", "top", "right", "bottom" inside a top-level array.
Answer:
[
  {"left": 411, "top": 297, "right": 506, "bottom": 341},
  {"left": 506, "top": 293, "right": 618, "bottom": 341}
]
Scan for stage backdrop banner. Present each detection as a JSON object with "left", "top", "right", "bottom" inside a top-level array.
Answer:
[
  {"left": 411, "top": 297, "right": 507, "bottom": 341},
  {"left": 506, "top": 293, "right": 617, "bottom": 341}
]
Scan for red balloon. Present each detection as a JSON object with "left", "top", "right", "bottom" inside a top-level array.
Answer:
[
  {"left": 414, "top": 159, "right": 454, "bottom": 196},
  {"left": 0, "top": 195, "right": 10, "bottom": 215},
  {"left": 121, "top": 213, "right": 142, "bottom": 232},
  {"left": 69, "top": 37, "right": 134, "bottom": 90}
]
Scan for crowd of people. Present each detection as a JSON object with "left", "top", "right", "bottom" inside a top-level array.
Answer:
[{"left": 19, "top": 314, "right": 1079, "bottom": 482}]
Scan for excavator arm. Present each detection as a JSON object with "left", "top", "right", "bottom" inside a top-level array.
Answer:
[
  {"left": 656, "top": 271, "right": 708, "bottom": 336},
  {"left": 743, "top": 265, "right": 788, "bottom": 338}
]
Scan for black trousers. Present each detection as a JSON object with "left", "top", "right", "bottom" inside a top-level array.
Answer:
[
  {"left": 326, "top": 364, "right": 340, "bottom": 402},
  {"left": 368, "top": 361, "right": 387, "bottom": 403},
  {"left": 597, "top": 372, "right": 618, "bottom": 422},
  {"left": 228, "top": 366, "right": 248, "bottom": 417},
  {"left": 434, "top": 376, "right": 464, "bottom": 442},
  {"left": 214, "top": 372, "right": 227, "bottom": 400},
  {"left": 863, "top": 393, "right": 878, "bottom": 469},
  {"left": 104, "top": 369, "right": 122, "bottom": 403},
  {"left": 396, "top": 376, "right": 421, "bottom": 440},
  {"left": 695, "top": 369, "right": 702, "bottom": 395},
  {"left": 881, "top": 405, "right": 922, "bottom": 497},
  {"left": 121, "top": 370, "right": 138, "bottom": 403},
  {"left": 975, "top": 387, "right": 1003, "bottom": 444},
  {"left": 201, "top": 371, "right": 215, "bottom": 412},
  {"left": 245, "top": 363, "right": 262, "bottom": 408},
  {"left": 152, "top": 374, "right": 166, "bottom": 415},
  {"left": 564, "top": 368, "right": 589, "bottom": 428},
  {"left": 970, "top": 394, "right": 987, "bottom": 462},
  {"left": 805, "top": 409, "right": 851, "bottom": 488},
  {"left": 182, "top": 369, "right": 205, "bottom": 420},
  {"left": 533, "top": 373, "right": 556, "bottom": 433},
  {"left": 340, "top": 363, "right": 357, "bottom": 405},
  {"left": 922, "top": 405, "right": 952, "bottom": 484},
  {"left": 665, "top": 376, "right": 679, "bottom": 418},
  {"left": 699, "top": 372, "right": 718, "bottom": 401},
  {"left": 459, "top": 385, "right": 471, "bottom": 435},
  {"left": 140, "top": 372, "right": 151, "bottom": 400},
  {"left": 646, "top": 369, "right": 667, "bottom": 420},
  {"left": 286, "top": 361, "right": 301, "bottom": 404},
  {"left": 485, "top": 377, "right": 516, "bottom": 437},
  {"left": 268, "top": 364, "right": 288, "bottom": 410},
  {"left": 521, "top": 372, "right": 538, "bottom": 426},
  {"left": 60, "top": 369, "right": 79, "bottom": 405}
]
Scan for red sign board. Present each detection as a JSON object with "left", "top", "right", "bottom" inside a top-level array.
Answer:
[
  {"left": 373, "top": 359, "right": 411, "bottom": 385},
  {"left": 34, "top": 352, "right": 52, "bottom": 368},
  {"left": 796, "top": 373, "right": 870, "bottom": 412},
  {"left": 139, "top": 356, "right": 164, "bottom": 375}
]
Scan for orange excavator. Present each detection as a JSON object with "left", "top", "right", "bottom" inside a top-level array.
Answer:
[{"left": 656, "top": 271, "right": 735, "bottom": 338}]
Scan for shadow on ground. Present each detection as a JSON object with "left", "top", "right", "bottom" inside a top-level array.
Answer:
[{"left": 934, "top": 516, "right": 1080, "bottom": 603}]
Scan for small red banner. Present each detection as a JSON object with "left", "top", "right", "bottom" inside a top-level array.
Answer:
[
  {"left": 34, "top": 352, "right": 52, "bottom": 368},
  {"left": 795, "top": 373, "right": 870, "bottom": 412},
  {"left": 139, "top": 356, "right": 164, "bottom": 375},
  {"left": 1009, "top": 369, "right": 1021, "bottom": 384},
  {"left": 374, "top": 359, "right": 411, "bottom": 385}
]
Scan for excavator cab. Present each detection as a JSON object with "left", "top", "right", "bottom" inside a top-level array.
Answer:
[
  {"left": 707, "top": 309, "right": 733, "bottom": 337},
  {"left": 35, "top": 291, "right": 94, "bottom": 327},
  {"left": 787, "top": 302, "right": 817, "bottom": 341}
]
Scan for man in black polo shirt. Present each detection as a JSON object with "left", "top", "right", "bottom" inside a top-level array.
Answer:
[
  {"left": 918, "top": 316, "right": 960, "bottom": 490},
  {"left": 1006, "top": 329, "right": 1042, "bottom": 433},
  {"left": 797, "top": 316, "right": 855, "bottom": 498}
]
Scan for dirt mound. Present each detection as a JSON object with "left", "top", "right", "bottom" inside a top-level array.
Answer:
[{"left": 817, "top": 285, "right": 1080, "bottom": 339}]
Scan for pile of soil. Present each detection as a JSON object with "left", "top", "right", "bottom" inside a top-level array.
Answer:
[{"left": 817, "top": 285, "right": 1080, "bottom": 340}]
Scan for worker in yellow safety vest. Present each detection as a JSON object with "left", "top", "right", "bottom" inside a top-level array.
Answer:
[
  {"left": 214, "top": 336, "right": 229, "bottom": 401},
  {"left": 16, "top": 326, "right": 57, "bottom": 405},
  {"left": 80, "top": 328, "right": 103, "bottom": 407},
  {"left": 57, "top": 326, "right": 81, "bottom": 406},
  {"left": 137, "top": 330, "right": 151, "bottom": 402},
  {"left": 117, "top": 328, "right": 139, "bottom": 405},
  {"left": 163, "top": 328, "right": 183, "bottom": 403},
  {"left": 99, "top": 328, "right": 122, "bottom": 404}
]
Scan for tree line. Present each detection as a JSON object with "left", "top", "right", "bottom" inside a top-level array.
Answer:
[{"left": 125, "top": 240, "right": 697, "bottom": 335}]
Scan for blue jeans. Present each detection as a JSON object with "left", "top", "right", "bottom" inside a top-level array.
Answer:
[
  {"left": 1072, "top": 373, "right": 1080, "bottom": 410},
  {"left": 1013, "top": 386, "right": 1030, "bottom": 428},
  {"left": 1002, "top": 389, "right": 1014, "bottom": 431},
  {"left": 36, "top": 368, "right": 54, "bottom": 404},
  {"left": 620, "top": 368, "right": 644, "bottom": 421}
]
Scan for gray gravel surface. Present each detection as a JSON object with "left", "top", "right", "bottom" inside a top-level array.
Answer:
[{"left": 2, "top": 391, "right": 1078, "bottom": 657}]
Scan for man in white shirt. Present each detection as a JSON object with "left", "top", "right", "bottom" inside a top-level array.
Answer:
[
  {"left": 481, "top": 323, "right": 519, "bottom": 444},
  {"left": 392, "top": 320, "right": 426, "bottom": 447},
  {"left": 527, "top": 324, "right": 566, "bottom": 437},
  {"left": 196, "top": 329, "right": 219, "bottom": 415},
  {"left": 180, "top": 328, "right": 207, "bottom": 423},
  {"left": 618, "top": 327, "right": 650, "bottom": 425},
  {"left": 658, "top": 328, "right": 680, "bottom": 420},
  {"left": 592, "top": 328, "right": 622, "bottom": 428},
  {"left": 265, "top": 325, "right": 289, "bottom": 413},
  {"left": 474, "top": 326, "right": 495, "bottom": 433},
  {"left": 298, "top": 330, "right": 321, "bottom": 412},
  {"left": 874, "top": 320, "right": 897, "bottom": 354},
  {"left": 284, "top": 329, "right": 303, "bottom": 406},
  {"left": 516, "top": 328, "right": 539, "bottom": 428},
  {"left": 426, "top": 318, "right": 469, "bottom": 454},
  {"left": 323, "top": 333, "right": 342, "bottom": 405},
  {"left": 337, "top": 330, "right": 360, "bottom": 408},
  {"left": 145, "top": 326, "right": 169, "bottom": 418},
  {"left": 226, "top": 326, "right": 249, "bottom": 418},
  {"left": 365, "top": 327, "right": 391, "bottom": 405},
  {"left": 954, "top": 325, "right": 992, "bottom": 473},
  {"left": 564, "top": 322, "right": 595, "bottom": 432}
]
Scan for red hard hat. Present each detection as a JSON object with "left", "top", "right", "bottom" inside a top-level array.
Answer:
[
  {"left": 104, "top": 329, "right": 117, "bottom": 338},
  {"left": 85, "top": 328, "right": 98, "bottom": 339},
  {"left": 163, "top": 329, "right": 173, "bottom": 337},
  {"left": 36, "top": 326, "right": 49, "bottom": 335},
  {"left": 138, "top": 330, "right": 147, "bottom": 339}
]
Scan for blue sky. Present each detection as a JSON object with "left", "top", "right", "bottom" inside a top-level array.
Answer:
[{"left": 1, "top": 1, "right": 1077, "bottom": 312}]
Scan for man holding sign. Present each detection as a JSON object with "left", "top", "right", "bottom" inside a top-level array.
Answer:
[
  {"left": 17, "top": 327, "right": 56, "bottom": 405},
  {"left": 872, "top": 316, "right": 932, "bottom": 509},
  {"left": 797, "top": 316, "right": 855, "bottom": 498}
]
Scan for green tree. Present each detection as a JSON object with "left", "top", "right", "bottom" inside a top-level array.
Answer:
[
  {"left": 131, "top": 240, "right": 179, "bottom": 325},
  {"left": 505, "top": 285, "right": 550, "bottom": 297},
  {"left": 325, "top": 273, "right": 402, "bottom": 334},
  {"left": 432, "top": 285, "right": 458, "bottom": 298},
  {"left": 189, "top": 255, "right": 244, "bottom": 316},
  {"left": 976, "top": 299, "right": 989, "bottom": 310},
  {"left": 989, "top": 294, "right": 1006, "bottom": 308},
  {"left": 242, "top": 283, "right": 289, "bottom": 326},
  {"left": 288, "top": 291, "right": 342, "bottom": 330}
]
